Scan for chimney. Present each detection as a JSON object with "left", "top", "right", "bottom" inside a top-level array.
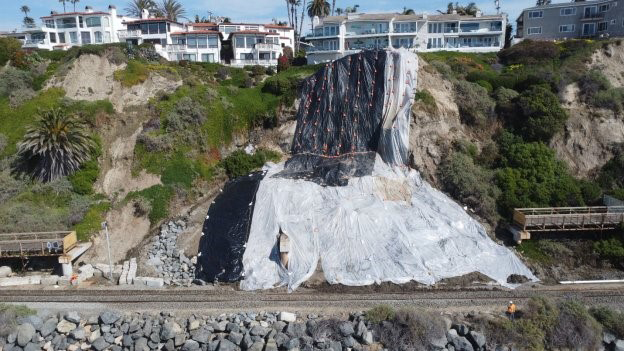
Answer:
[
  {"left": 475, "top": 10, "right": 482, "bottom": 17},
  {"left": 452, "top": 9, "right": 457, "bottom": 14},
  {"left": 141, "top": 8, "right": 149, "bottom": 19},
  {"left": 108, "top": 5, "right": 117, "bottom": 18},
  {"left": 313, "top": 16, "right": 321, "bottom": 28},
  {"left": 51, "top": 11, "right": 58, "bottom": 15},
  {"left": 85, "top": 6, "right": 93, "bottom": 13}
]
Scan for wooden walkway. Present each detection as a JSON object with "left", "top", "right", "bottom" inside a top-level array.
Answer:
[
  {"left": 510, "top": 206, "right": 624, "bottom": 243},
  {"left": 0, "top": 231, "right": 77, "bottom": 258}
]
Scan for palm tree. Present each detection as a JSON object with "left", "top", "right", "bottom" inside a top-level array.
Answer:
[
  {"left": 14, "top": 109, "right": 95, "bottom": 182},
  {"left": 20, "top": 5, "right": 33, "bottom": 27},
  {"left": 331, "top": 0, "right": 336, "bottom": 16},
  {"left": 125, "top": 0, "right": 156, "bottom": 17},
  {"left": 307, "top": 0, "right": 330, "bottom": 19},
  {"left": 335, "top": 7, "right": 343, "bottom": 15},
  {"left": 20, "top": 5, "right": 30, "bottom": 17},
  {"left": 70, "top": 0, "right": 80, "bottom": 12},
  {"left": 59, "top": 0, "right": 67, "bottom": 12},
  {"left": 345, "top": 4, "right": 359, "bottom": 13},
  {"left": 402, "top": 7, "right": 415, "bottom": 15},
  {"left": 158, "top": 0, "right": 185, "bottom": 21}
]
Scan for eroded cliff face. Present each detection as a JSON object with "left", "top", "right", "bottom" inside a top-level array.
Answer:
[
  {"left": 551, "top": 43, "right": 624, "bottom": 178},
  {"left": 46, "top": 53, "right": 182, "bottom": 113}
]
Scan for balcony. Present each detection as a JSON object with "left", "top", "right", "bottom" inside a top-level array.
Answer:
[
  {"left": 254, "top": 43, "right": 281, "bottom": 51},
  {"left": 23, "top": 39, "right": 46, "bottom": 47},
  {"left": 307, "top": 32, "right": 340, "bottom": 38},
  {"left": 229, "top": 59, "right": 277, "bottom": 67},
  {"left": 165, "top": 44, "right": 186, "bottom": 52},
  {"left": 582, "top": 13, "right": 603, "bottom": 21},
  {"left": 345, "top": 29, "right": 389, "bottom": 37},
  {"left": 118, "top": 30, "right": 142, "bottom": 39}
]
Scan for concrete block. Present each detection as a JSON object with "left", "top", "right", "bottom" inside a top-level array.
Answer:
[
  {"left": 144, "top": 277, "right": 164, "bottom": 288},
  {"left": 0, "top": 266, "right": 12, "bottom": 278},
  {"left": 41, "top": 275, "right": 60, "bottom": 285},
  {"left": 57, "top": 276, "right": 71, "bottom": 286},
  {"left": 133, "top": 277, "right": 147, "bottom": 286},
  {"left": 0, "top": 277, "right": 31, "bottom": 287},
  {"left": 28, "top": 275, "right": 41, "bottom": 285}
]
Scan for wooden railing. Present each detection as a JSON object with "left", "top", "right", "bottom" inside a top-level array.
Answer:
[
  {"left": 0, "top": 231, "right": 76, "bottom": 257},
  {"left": 512, "top": 207, "right": 624, "bottom": 232}
]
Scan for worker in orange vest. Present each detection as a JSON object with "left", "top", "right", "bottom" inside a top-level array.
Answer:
[{"left": 507, "top": 301, "right": 517, "bottom": 321}]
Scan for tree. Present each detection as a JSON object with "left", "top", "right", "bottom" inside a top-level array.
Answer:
[
  {"left": 125, "top": 0, "right": 156, "bottom": 17},
  {"left": 14, "top": 109, "right": 95, "bottom": 182},
  {"left": 402, "top": 7, "right": 415, "bottom": 15},
  {"left": 536, "top": 0, "right": 551, "bottom": 5},
  {"left": 70, "top": 0, "right": 80, "bottom": 12},
  {"left": 345, "top": 4, "right": 359, "bottom": 13},
  {"left": 331, "top": 0, "right": 336, "bottom": 15},
  {"left": 158, "top": 0, "right": 185, "bottom": 21},
  {"left": 21, "top": 5, "right": 33, "bottom": 27},
  {"left": 335, "top": 7, "right": 344, "bottom": 15},
  {"left": 59, "top": 0, "right": 67, "bottom": 13},
  {"left": 20, "top": 5, "right": 30, "bottom": 17},
  {"left": 514, "top": 85, "right": 568, "bottom": 142},
  {"left": 444, "top": 2, "right": 479, "bottom": 16},
  {"left": 308, "top": 0, "right": 331, "bottom": 18}
]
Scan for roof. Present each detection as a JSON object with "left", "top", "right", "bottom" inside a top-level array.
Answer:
[
  {"left": 264, "top": 24, "right": 293, "bottom": 29},
  {"left": 190, "top": 22, "right": 217, "bottom": 26},
  {"left": 42, "top": 11, "right": 109, "bottom": 19},
  {"left": 427, "top": 14, "right": 504, "bottom": 21},
  {"left": 123, "top": 17, "right": 183, "bottom": 25},
  {"left": 318, "top": 11, "right": 504, "bottom": 25},
  {"left": 230, "top": 30, "right": 277, "bottom": 35},
  {"left": 171, "top": 30, "right": 220, "bottom": 35},
  {"left": 521, "top": 0, "right": 611, "bottom": 12},
  {"left": 218, "top": 22, "right": 261, "bottom": 26}
]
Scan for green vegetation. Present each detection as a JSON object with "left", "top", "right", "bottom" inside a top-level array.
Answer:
[
  {"left": 376, "top": 309, "right": 448, "bottom": 351},
  {"left": 127, "top": 185, "right": 174, "bottom": 224},
  {"left": 222, "top": 149, "right": 281, "bottom": 178},
  {"left": 454, "top": 80, "right": 495, "bottom": 127},
  {"left": 414, "top": 89, "right": 437, "bottom": 114},
  {"left": 74, "top": 202, "right": 110, "bottom": 241},
  {"left": 475, "top": 297, "right": 602, "bottom": 351},
  {"left": 593, "top": 237, "right": 624, "bottom": 265},
  {"left": 0, "top": 303, "right": 35, "bottom": 337},
  {"left": 590, "top": 306, "right": 624, "bottom": 338},
  {"left": 113, "top": 60, "right": 150, "bottom": 87},
  {"left": 365, "top": 305, "right": 396, "bottom": 324}
]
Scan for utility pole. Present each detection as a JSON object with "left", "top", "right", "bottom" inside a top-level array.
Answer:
[
  {"left": 101, "top": 221, "right": 113, "bottom": 281},
  {"left": 495, "top": 0, "right": 501, "bottom": 14}
]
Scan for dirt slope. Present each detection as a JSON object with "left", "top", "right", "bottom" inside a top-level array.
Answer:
[{"left": 46, "top": 54, "right": 182, "bottom": 112}]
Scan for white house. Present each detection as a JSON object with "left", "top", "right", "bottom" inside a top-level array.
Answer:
[
  {"left": 22, "top": 5, "right": 135, "bottom": 50},
  {"left": 306, "top": 11, "right": 507, "bottom": 64},
  {"left": 230, "top": 31, "right": 283, "bottom": 66},
  {"left": 168, "top": 30, "right": 221, "bottom": 62}
]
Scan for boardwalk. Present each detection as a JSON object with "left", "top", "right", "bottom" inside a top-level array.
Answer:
[
  {"left": 0, "top": 231, "right": 76, "bottom": 258},
  {"left": 510, "top": 206, "right": 624, "bottom": 243}
]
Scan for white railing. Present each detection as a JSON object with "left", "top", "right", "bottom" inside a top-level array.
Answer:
[
  {"left": 254, "top": 43, "right": 281, "bottom": 51},
  {"left": 117, "top": 30, "right": 142, "bottom": 39},
  {"left": 165, "top": 44, "right": 186, "bottom": 52},
  {"left": 23, "top": 39, "right": 46, "bottom": 46},
  {"left": 229, "top": 59, "right": 277, "bottom": 67}
]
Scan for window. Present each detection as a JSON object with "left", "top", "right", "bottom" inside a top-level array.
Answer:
[
  {"left": 148, "top": 23, "right": 159, "bottom": 34},
  {"left": 324, "top": 26, "right": 329, "bottom": 36},
  {"left": 584, "top": 6, "right": 597, "bottom": 18},
  {"left": 50, "top": 33, "right": 57, "bottom": 43},
  {"left": 45, "top": 20, "right": 55, "bottom": 28},
  {"left": 85, "top": 17, "right": 101, "bottom": 27},
  {"left": 560, "top": 24, "right": 575, "bottom": 32},
  {"left": 612, "top": 19, "right": 617, "bottom": 25},
  {"left": 598, "top": 21, "right": 608, "bottom": 31},
  {"left": 94, "top": 31, "right": 103, "bottom": 43},
  {"left": 57, "top": 18, "right": 77, "bottom": 28},
  {"left": 599, "top": 4, "right": 609, "bottom": 12},
  {"left": 70, "top": 31, "right": 78, "bottom": 43},
  {"left": 392, "top": 38, "right": 413, "bottom": 48},
  {"left": 235, "top": 36, "right": 245, "bottom": 48},
  {"left": 394, "top": 22, "right": 416, "bottom": 33},
  {"left": 58, "top": 32, "right": 66, "bottom": 43},
  {"left": 197, "top": 35, "right": 207, "bottom": 48},
  {"left": 427, "top": 37, "right": 442, "bottom": 48},
  {"left": 201, "top": 53, "right": 215, "bottom": 62},
  {"left": 208, "top": 36, "right": 218, "bottom": 48},
  {"left": 159, "top": 22, "right": 166, "bottom": 33},
  {"left": 560, "top": 7, "right": 576, "bottom": 16},
  {"left": 528, "top": 10, "right": 543, "bottom": 18},
  {"left": 240, "top": 53, "right": 253, "bottom": 60},
  {"left": 460, "top": 23, "right": 479, "bottom": 32},
  {"left": 81, "top": 31, "right": 91, "bottom": 44},
  {"left": 183, "top": 53, "right": 196, "bottom": 61},
  {"left": 187, "top": 35, "right": 197, "bottom": 48},
  {"left": 78, "top": 16, "right": 84, "bottom": 28},
  {"left": 428, "top": 23, "right": 442, "bottom": 33},
  {"left": 141, "top": 23, "right": 148, "bottom": 34},
  {"left": 490, "top": 21, "right": 502, "bottom": 31},
  {"left": 104, "top": 31, "right": 111, "bottom": 43},
  {"left": 174, "top": 36, "right": 185, "bottom": 45},
  {"left": 527, "top": 27, "right": 542, "bottom": 35},
  {"left": 583, "top": 22, "right": 596, "bottom": 35},
  {"left": 103, "top": 17, "right": 110, "bottom": 27},
  {"left": 245, "top": 36, "right": 256, "bottom": 48}
]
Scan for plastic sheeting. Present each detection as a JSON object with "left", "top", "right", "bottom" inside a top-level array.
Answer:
[
  {"left": 240, "top": 159, "right": 537, "bottom": 291},
  {"left": 238, "top": 49, "right": 537, "bottom": 291},
  {"left": 195, "top": 172, "right": 264, "bottom": 283}
]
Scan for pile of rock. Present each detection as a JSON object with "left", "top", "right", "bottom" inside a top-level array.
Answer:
[
  {"left": 1, "top": 310, "right": 382, "bottom": 351},
  {"left": 146, "top": 220, "right": 197, "bottom": 286},
  {"left": 445, "top": 323, "right": 486, "bottom": 351}
]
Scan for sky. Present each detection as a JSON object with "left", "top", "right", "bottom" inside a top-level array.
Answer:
[{"left": 1, "top": 0, "right": 540, "bottom": 32}]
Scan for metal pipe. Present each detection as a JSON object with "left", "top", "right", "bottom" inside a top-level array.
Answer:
[{"left": 560, "top": 279, "right": 624, "bottom": 284}]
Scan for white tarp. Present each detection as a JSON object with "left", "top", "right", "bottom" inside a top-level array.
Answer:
[{"left": 240, "top": 158, "right": 537, "bottom": 291}]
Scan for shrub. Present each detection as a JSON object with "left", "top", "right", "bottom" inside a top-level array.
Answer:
[
  {"left": 0, "top": 201, "right": 69, "bottom": 233},
  {"left": 282, "top": 46, "right": 294, "bottom": 61},
  {"left": 0, "top": 303, "right": 35, "bottom": 337},
  {"left": 262, "top": 76, "right": 294, "bottom": 95},
  {"left": 74, "top": 202, "right": 110, "bottom": 241},
  {"left": 251, "top": 65, "right": 265, "bottom": 77},
  {"left": 514, "top": 85, "right": 568, "bottom": 142},
  {"left": 308, "top": 319, "right": 345, "bottom": 342},
  {"left": 165, "top": 96, "right": 206, "bottom": 132},
  {"left": 429, "top": 61, "right": 453, "bottom": 78},
  {"left": 216, "top": 66, "right": 230, "bottom": 80},
  {"left": 0, "top": 133, "right": 6, "bottom": 154},
  {"left": 590, "top": 306, "right": 624, "bottom": 338},
  {"left": 68, "top": 159, "right": 99, "bottom": 195},
  {"left": 494, "top": 87, "right": 519, "bottom": 113},
  {"left": 132, "top": 196, "right": 152, "bottom": 217},
  {"left": 578, "top": 69, "right": 611, "bottom": 96},
  {"left": 439, "top": 151, "right": 500, "bottom": 223},
  {"left": 0, "top": 67, "right": 34, "bottom": 98},
  {"left": 366, "top": 305, "right": 396, "bottom": 324},
  {"left": 598, "top": 150, "right": 624, "bottom": 190},
  {"left": 549, "top": 300, "right": 602, "bottom": 350},
  {"left": 66, "top": 195, "right": 93, "bottom": 226},
  {"left": 414, "top": 89, "right": 437, "bottom": 114},
  {"left": 476, "top": 79, "right": 493, "bottom": 93},
  {"left": 377, "top": 310, "right": 448, "bottom": 351},
  {"left": 113, "top": 60, "right": 149, "bottom": 87},
  {"left": 0, "top": 170, "right": 26, "bottom": 203},
  {"left": 222, "top": 149, "right": 281, "bottom": 178},
  {"left": 161, "top": 155, "right": 199, "bottom": 188},
  {"left": 127, "top": 185, "right": 174, "bottom": 224},
  {"left": 592, "top": 88, "right": 624, "bottom": 112},
  {"left": 277, "top": 54, "right": 291, "bottom": 72},
  {"left": 593, "top": 237, "right": 624, "bottom": 263},
  {"left": 266, "top": 67, "right": 276, "bottom": 76},
  {"left": 453, "top": 80, "right": 495, "bottom": 127},
  {"left": 0, "top": 37, "right": 23, "bottom": 67},
  {"left": 498, "top": 40, "right": 560, "bottom": 65}
]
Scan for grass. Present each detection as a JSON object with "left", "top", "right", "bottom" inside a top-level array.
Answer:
[
  {"left": 114, "top": 60, "right": 150, "bottom": 87},
  {"left": 517, "top": 240, "right": 553, "bottom": 264},
  {"left": 126, "top": 185, "right": 174, "bottom": 225},
  {"left": 366, "top": 305, "right": 396, "bottom": 324},
  {"left": 590, "top": 306, "right": 624, "bottom": 338},
  {"left": 0, "top": 303, "right": 35, "bottom": 337},
  {"left": 74, "top": 201, "right": 110, "bottom": 241}
]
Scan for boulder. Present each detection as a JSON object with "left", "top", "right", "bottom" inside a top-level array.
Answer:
[
  {"left": 41, "top": 318, "right": 58, "bottom": 337},
  {"left": 135, "top": 337, "right": 149, "bottom": 351},
  {"left": 56, "top": 319, "right": 77, "bottom": 334},
  {"left": 0, "top": 266, "right": 11, "bottom": 278},
  {"left": 278, "top": 312, "right": 297, "bottom": 323},
  {"left": 16, "top": 323, "right": 36, "bottom": 347},
  {"left": 160, "top": 322, "right": 182, "bottom": 340},
  {"left": 362, "top": 331, "right": 374, "bottom": 345},
  {"left": 182, "top": 339, "right": 201, "bottom": 351},
  {"left": 24, "top": 342, "right": 41, "bottom": 351},
  {"left": 92, "top": 337, "right": 110, "bottom": 351},
  {"left": 191, "top": 327, "right": 211, "bottom": 343},
  {"left": 228, "top": 332, "right": 243, "bottom": 345},
  {"left": 338, "top": 322, "right": 355, "bottom": 337},
  {"left": 264, "top": 339, "right": 278, "bottom": 351},
  {"left": 69, "top": 327, "right": 86, "bottom": 341},
  {"left": 250, "top": 325, "right": 269, "bottom": 337},
  {"left": 218, "top": 338, "right": 239, "bottom": 351},
  {"left": 615, "top": 340, "right": 624, "bottom": 351},
  {"left": 99, "top": 310, "right": 121, "bottom": 325},
  {"left": 467, "top": 331, "right": 486, "bottom": 351},
  {"left": 248, "top": 341, "right": 264, "bottom": 351},
  {"left": 64, "top": 311, "right": 81, "bottom": 324},
  {"left": 604, "top": 332, "right": 616, "bottom": 345}
]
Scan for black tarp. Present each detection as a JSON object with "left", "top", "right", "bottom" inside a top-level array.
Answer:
[
  {"left": 281, "top": 50, "right": 388, "bottom": 186},
  {"left": 195, "top": 172, "right": 264, "bottom": 283}
]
